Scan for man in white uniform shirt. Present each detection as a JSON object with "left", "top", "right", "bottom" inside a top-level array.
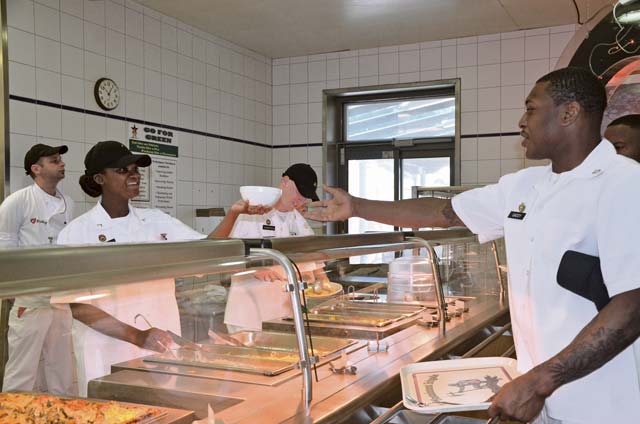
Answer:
[
  {"left": 304, "top": 67, "right": 640, "bottom": 423},
  {"left": 222, "top": 164, "right": 325, "bottom": 333},
  {"left": 0, "top": 144, "right": 74, "bottom": 395}
]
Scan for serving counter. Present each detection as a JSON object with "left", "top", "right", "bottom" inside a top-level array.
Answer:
[{"left": 0, "top": 230, "right": 511, "bottom": 423}]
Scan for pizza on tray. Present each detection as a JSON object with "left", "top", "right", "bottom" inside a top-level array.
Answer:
[{"left": 0, "top": 392, "right": 163, "bottom": 424}]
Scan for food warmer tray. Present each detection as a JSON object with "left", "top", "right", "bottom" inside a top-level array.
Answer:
[
  {"left": 293, "top": 301, "right": 426, "bottom": 327},
  {"left": 143, "top": 333, "right": 358, "bottom": 376}
]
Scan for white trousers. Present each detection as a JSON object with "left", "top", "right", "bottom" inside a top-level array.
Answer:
[{"left": 3, "top": 304, "right": 75, "bottom": 395}]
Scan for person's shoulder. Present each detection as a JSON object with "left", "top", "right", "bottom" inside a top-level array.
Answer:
[
  {"left": 133, "top": 207, "right": 175, "bottom": 223},
  {"left": 599, "top": 155, "right": 640, "bottom": 198},
  {"left": 58, "top": 207, "right": 96, "bottom": 241},
  {"left": 0, "top": 186, "right": 34, "bottom": 211},
  {"left": 3, "top": 185, "right": 34, "bottom": 202},
  {"left": 605, "top": 154, "right": 640, "bottom": 178},
  {"left": 504, "top": 164, "right": 548, "bottom": 182},
  {"left": 65, "top": 206, "right": 97, "bottom": 227}
]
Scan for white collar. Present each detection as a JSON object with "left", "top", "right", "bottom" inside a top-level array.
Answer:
[
  {"left": 32, "top": 183, "right": 63, "bottom": 202},
  {"left": 534, "top": 140, "right": 615, "bottom": 191},
  {"left": 92, "top": 200, "right": 139, "bottom": 227}
]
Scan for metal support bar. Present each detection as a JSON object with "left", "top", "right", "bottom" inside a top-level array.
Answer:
[
  {"left": 368, "top": 400, "right": 405, "bottom": 424},
  {"left": 406, "top": 237, "right": 448, "bottom": 335},
  {"left": 250, "top": 248, "right": 312, "bottom": 415},
  {"left": 491, "top": 240, "right": 506, "bottom": 298},
  {"left": 461, "top": 323, "right": 512, "bottom": 359}
]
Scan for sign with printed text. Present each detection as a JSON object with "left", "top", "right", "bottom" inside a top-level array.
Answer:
[{"left": 129, "top": 124, "right": 178, "bottom": 216}]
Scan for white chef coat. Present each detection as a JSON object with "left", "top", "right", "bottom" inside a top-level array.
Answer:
[
  {"left": 0, "top": 184, "right": 74, "bottom": 307},
  {"left": 0, "top": 183, "right": 75, "bottom": 395},
  {"left": 52, "top": 201, "right": 204, "bottom": 396},
  {"left": 452, "top": 140, "right": 640, "bottom": 423},
  {"left": 224, "top": 209, "right": 317, "bottom": 332}
]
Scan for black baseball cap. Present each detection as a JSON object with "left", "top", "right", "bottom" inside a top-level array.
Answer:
[
  {"left": 283, "top": 163, "right": 319, "bottom": 201},
  {"left": 24, "top": 144, "right": 68, "bottom": 175},
  {"left": 84, "top": 140, "right": 151, "bottom": 176}
]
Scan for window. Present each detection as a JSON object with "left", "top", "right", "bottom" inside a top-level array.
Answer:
[
  {"left": 345, "top": 97, "right": 455, "bottom": 142},
  {"left": 332, "top": 82, "right": 459, "bottom": 236}
]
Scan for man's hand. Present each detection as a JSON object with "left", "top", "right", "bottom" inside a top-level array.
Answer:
[
  {"left": 487, "top": 368, "right": 551, "bottom": 422},
  {"left": 230, "top": 199, "right": 272, "bottom": 216},
  {"left": 303, "top": 185, "right": 355, "bottom": 222},
  {"left": 138, "top": 328, "right": 173, "bottom": 352}
]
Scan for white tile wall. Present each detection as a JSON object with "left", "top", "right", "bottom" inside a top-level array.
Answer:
[
  {"left": 272, "top": 24, "right": 577, "bottom": 188},
  {"left": 9, "top": 0, "right": 579, "bottom": 229},
  {"left": 7, "top": 0, "right": 273, "bottom": 226}
]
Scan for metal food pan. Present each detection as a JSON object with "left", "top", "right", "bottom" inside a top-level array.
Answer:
[
  {"left": 314, "top": 301, "right": 426, "bottom": 316},
  {"left": 226, "top": 331, "right": 357, "bottom": 355},
  {"left": 2, "top": 392, "right": 194, "bottom": 424},
  {"left": 144, "top": 346, "right": 296, "bottom": 376},
  {"left": 297, "top": 313, "right": 401, "bottom": 327}
]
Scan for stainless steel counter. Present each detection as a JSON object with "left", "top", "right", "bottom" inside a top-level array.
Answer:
[{"left": 88, "top": 295, "right": 510, "bottom": 423}]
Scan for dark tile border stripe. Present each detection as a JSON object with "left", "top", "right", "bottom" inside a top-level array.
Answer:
[
  {"left": 10, "top": 95, "right": 520, "bottom": 149},
  {"left": 9, "top": 95, "right": 272, "bottom": 149},
  {"left": 272, "top": 143, "right": 323, "bottom": 149}
]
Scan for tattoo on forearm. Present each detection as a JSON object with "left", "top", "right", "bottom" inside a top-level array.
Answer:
[
  {"left": 441, "top": 202, "right": 464, "bottom": 227},
  {"left": 545, "top": 326, "right": 631, "bottom": 387}
]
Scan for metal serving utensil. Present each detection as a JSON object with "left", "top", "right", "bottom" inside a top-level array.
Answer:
[{"left": 133, "top": 313, "right": 182, "bottom": 357}]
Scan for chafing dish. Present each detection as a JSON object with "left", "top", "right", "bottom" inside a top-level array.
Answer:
[
  {"left": 144, "top": 345, "right": 299, "bottom": 376},
  {"left": 143, "top": 333, "right": 359, "bottom": 376},
  {"left": 228, "top": 330, "right": 358, "bottom": 354},
  {"left": 294, "top": 301, "right": 426, "bottom": 327}
]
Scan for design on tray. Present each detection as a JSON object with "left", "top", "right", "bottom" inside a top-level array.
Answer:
[{"left": 413, "top": 366, "right": 513, "bottom": 407}]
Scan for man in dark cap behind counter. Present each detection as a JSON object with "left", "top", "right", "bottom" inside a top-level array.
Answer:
[
  {"left": 219, "top": 163, "right": 327, "bottom": 333},
  {"left": 0, "top": 144, "right": 75, "bottom": 395}
]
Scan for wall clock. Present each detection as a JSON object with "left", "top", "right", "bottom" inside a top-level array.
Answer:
[{"left": 94, "top": 77, "right": 120, "bottom": 111}]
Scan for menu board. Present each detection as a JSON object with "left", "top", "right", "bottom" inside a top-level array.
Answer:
[{"left": 128, "top": 124, "right": 178, "bottom": 216}]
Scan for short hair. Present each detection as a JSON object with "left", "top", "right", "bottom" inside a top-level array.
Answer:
[
  {"left": 537, "top": 67, "right": 607, "bottom": 117},
  {"left": 607, "top": 114, "right": 640, "bottom": 130}
]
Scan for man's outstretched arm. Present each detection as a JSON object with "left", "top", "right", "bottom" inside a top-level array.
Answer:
[{"left": 303, "top": 185, "right": 464, "bottom": 228}]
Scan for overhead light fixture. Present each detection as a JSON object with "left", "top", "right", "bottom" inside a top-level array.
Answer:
[
  {"left": 618, "top": 9, "right": 640, "bottom": 24},
  {"left": 618, "top": 0, "right": 640, "bottom": 25}
]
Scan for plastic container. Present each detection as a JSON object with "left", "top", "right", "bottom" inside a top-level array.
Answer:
[{"left": 387, "top": 256, "right": 435, "bottom": 303}]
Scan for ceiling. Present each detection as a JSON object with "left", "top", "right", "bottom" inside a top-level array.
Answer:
[{"left": 138, "top": 0, "right": 613, "bottom": 58}]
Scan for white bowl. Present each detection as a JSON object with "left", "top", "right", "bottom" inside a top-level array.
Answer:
[{"left": 240, "top": 186, "right": 282, "bottom": 206}]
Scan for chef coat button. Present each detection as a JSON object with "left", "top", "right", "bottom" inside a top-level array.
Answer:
[{"left": 529, "top": 237, "right": 534, "bottom": 242}]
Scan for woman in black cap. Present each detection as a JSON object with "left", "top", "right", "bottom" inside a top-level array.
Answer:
[{"left": 52, "top": 140, "right": 263, "bottom": 396}]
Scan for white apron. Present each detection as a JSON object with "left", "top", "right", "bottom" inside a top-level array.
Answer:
[
  {"left": 224, "top": 209, "right": 318, "bottom": 332},
  {"left": 53, "top": 202, "right": 204, "bottom": 395}
]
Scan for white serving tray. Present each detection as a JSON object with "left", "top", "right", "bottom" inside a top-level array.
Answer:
[{"left": 400, "top": 357, "right": 520, "bottom": 414}]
